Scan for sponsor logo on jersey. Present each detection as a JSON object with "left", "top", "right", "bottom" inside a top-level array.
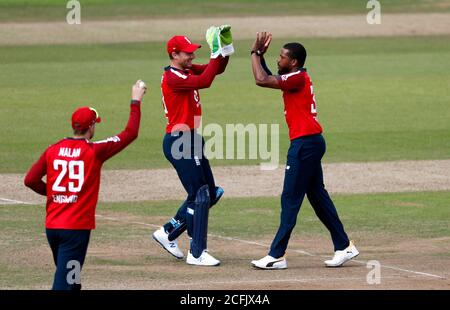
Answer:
[{"left": 52, "top": 194, "right": 79, "bottom": 204}]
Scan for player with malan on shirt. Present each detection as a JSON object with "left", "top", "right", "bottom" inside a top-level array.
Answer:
[
  {"left": 24, "top": 80, "right": 147, "bottom": 290},
  {"left": 249, "top": 32, "right": 359, "bottom": 270}
]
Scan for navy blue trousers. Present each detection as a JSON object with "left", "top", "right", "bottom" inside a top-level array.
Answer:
[
  {"left": 46, "top": 229, "right": 90, "bottom": 290},
  {"left": 269, "top": 134, "right": 349, "bottom": 258},
  {"left": 162, "top": 130, "right": 216, "bottom": 246}
]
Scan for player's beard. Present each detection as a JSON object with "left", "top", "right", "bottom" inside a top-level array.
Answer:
[{"left": 278, "top": 66, "right": 290, "bottom": 75}]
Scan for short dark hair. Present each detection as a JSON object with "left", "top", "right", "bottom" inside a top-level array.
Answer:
[
  {"left": 73, "top": 128, "right": 89, "bottom": 136},
  {"left": 283, "top": 42, "right": 307, "bottom": 68}
]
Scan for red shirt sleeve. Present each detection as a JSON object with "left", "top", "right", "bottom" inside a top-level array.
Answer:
[
  {"left": 190, "top": 56, "right": 228, "bottom": 75},
  {"left": 24, "top": 150, "right": 47, "bottom": 196},
  {"left": 166, "top": 57, "right": 225, "bottom": 91},
  {"left": 191, "top": 64, "right": 207, "bottom": 74},
  {"left": 93, "top": 103, "right": 141, "bottom": 163},
  {"left": 217, "top": 56, "right": 229, "bottom": 75},
  {"left": 277, "top": 71, "right": 306, "bottom": 91}
]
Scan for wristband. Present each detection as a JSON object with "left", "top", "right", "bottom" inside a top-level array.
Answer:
[{"left": 251, "top": 50, "right": 262, "bottom": 56}]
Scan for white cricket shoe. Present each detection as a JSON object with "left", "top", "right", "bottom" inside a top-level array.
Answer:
[
  {"left": 186, "top": 250, "right": 220, "bottom": 266},
  {"left": 251, "top": 255, "right": 287, "bottom": 270},
  {"left": 324, "top": 240, "right": 359, "bottom": 267},
  {"left": 152, "top": 227, "right": 184, "bottom": 259}
]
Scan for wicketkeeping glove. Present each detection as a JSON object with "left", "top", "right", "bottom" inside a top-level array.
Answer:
[
  {"left": 218, "top": 24, "right": 234, "bottom": 57},
  {"left": 206, "top": 26, "right": 221, "bottom": 59},
  {"left": 205, "top": 25, "right": 234, "bottom": 58}
]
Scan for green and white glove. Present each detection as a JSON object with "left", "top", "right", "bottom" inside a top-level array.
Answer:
[
  {"left": 205, "top": 25, "right": 234, "bottom": 58},
  {"left": 206, "top": 26, "right": 221, "bottom": 59},
  {"left": 218, "top": 24, "right": 234, "bottom": 57}
]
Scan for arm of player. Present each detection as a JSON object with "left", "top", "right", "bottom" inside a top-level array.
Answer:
[
  {"left": 192, "top": 56, "right": 229, "bottom": 75},
  {"left": 260, "top": 56, "right": 272, "bottom": 75},
  {"left": 251, "top": 54, "right": 280, "bottom": 89},
  {"left": 94, "top": 80, "right": 146, "bottom": 163},
  {"left": 24, "top": 151, "right": 47, "bottom": 196},
  {"left": 217, "top": 56, "right": 229, "bottom": 74},
  {"left": 251, "top": 32, "right": 280, "bottom": 89},
  {"left": 167, "top": 56, "right": 226, "bottom": 91},
  {"left": 190, "top": 64, "right": 208, "bottom": 74}
]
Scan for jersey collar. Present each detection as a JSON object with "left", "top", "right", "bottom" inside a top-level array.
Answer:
[
  {"left": 164, "top": 65, "right": 189, "bottom": 73},
  {"left": 65, "top": 137, "right": 89, "bottom": 142}
]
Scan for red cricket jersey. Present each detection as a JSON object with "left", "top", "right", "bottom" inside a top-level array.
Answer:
[
  {"left": 161, "top": 56, "right": 228, "bottom": 133},
  {"left": 24, "top": 103, "right": 141, "bottom": 230},
  {"left": 277, "top": 69, "right": 323, "bottom": 140}
]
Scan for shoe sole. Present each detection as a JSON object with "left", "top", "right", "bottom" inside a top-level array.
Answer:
[
  {"left": 325, "top": 252, "right": 359, "bottom": 267},
  {"left": 251, "top": 262, "right": 287, "bottom": 270},
  {"left": 186, "top": 262, "right": 221, "bottom": 267},
  {"left": 152, "top": 234, "right": 183, "bottom": 260}
]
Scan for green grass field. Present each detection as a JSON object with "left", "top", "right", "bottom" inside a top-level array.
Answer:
[
  {"left": 1, "top": 0, "right": 449, "bottom": 22},
  {"left": 1, "top": 36, "right": 449, "bottom": 172},
  {"left": 108, "top": 191, "right": 450, "bottom": 239},
  {"left": 1, "top": 191, "right": 449, "bottom": 288}
]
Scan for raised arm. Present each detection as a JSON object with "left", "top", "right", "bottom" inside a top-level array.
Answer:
[
  {"left": 217, "top": 56, "right": 229, "bottom": 74},
  {"left": 191, "top": 56, "right": 229, "bottom": 75},
  {"left": 94, "top": 80, "right": 146, "bottom": 162},
  {"left": 167, "top": 56, "right": 225, "bottom": 91},
  {"left": 251, "top": 32, "right": 280, "bottom": 89},
  {"left": 260, "top": 56, "right": 272, "bottom": 76}
]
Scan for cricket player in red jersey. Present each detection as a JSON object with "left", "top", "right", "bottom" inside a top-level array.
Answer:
[
  {"left": 24, "top": 80, "right": 147, "bottom": 289},
  {"left": 152, "top": 34, "right": 229, "bottom": 266},
  {"left": 249, "top": 32, "right": 359, "bottom": 269}
]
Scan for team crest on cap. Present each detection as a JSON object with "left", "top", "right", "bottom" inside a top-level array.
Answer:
[{"left": 184, "top": 37, "right": 192, "bottom": 44}]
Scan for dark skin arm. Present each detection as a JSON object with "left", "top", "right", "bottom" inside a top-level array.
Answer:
[{"left": 251, "top": 32, "right": 280, "bottom": 89}]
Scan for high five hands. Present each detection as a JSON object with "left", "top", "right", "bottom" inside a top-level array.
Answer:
[{"left": 252, "top": 32, "right": 272, "bottom": 56}]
